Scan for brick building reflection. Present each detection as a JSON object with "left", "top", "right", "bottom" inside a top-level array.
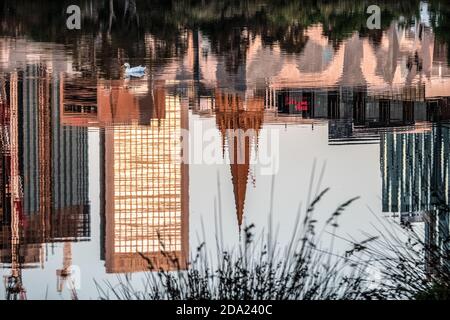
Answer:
[
  {"left": 190, "top": 22, "right": 450, "bottom": 146},
  {"left": 60, "top": 78, "right": 189, "bottom": 273}
]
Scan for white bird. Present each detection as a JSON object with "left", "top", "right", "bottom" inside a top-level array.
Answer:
[{"left": 123, "top": 63, "right": 146, "bottom": 77}]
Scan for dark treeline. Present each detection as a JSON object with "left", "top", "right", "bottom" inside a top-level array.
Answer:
[
  {"left": 0, "top": 0, "right": 424, "bottom": 44},
  {"left": 1, "top": 0, "right": 447, "bottom": 75},
  {"left": 429, "top": 0, "right": 450, "bottom": 64}
]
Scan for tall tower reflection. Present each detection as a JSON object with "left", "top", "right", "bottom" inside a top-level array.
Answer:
[
  {"left": 59, "top": 76, "right": 190, "bottom": 273},
  {"left": 0, "top": 66, "right": 90, "bottom": 299},
  {"left": 86, "top": 82, "right": 190, "bottom": 273},
  {"left": 215, "top": 90, "right": 264, "bottom": 230},
  {"left": 19, "top": 67, "right": 90, "bottom": 243}
]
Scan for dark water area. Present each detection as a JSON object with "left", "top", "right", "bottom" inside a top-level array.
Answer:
[{"left": 1, "top": 0, "right": 450, "bottom": 299}]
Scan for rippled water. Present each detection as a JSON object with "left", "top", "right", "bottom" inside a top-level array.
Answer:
[{"left": 1, "top": 0, "right": 450, "bottom": 299}]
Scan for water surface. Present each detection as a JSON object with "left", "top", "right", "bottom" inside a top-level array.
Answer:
[{"left": 1, "top": 0, "right": 450, "bottom": 299}]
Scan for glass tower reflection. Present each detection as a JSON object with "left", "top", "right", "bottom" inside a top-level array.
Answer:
[{"left": 0, "top": 67, "right": 90, "bottom": 299}]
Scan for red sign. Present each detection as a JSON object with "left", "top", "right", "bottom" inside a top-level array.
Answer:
[{"left": 285, "top": 97, "right": 308, "bottom": 111}]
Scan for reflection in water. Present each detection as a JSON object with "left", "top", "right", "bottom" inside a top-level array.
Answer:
[
  {"left": 100, "top": 93, "right": 189, "bottom": 273},
  {"left": 381, "top": 126, "right": 450, "bottom": 275},
  {"left": 215, "top": 91, "right": 264, "bottom": 230},
  {"left": 0, "top": 69, "right": 90, "bottom": 299},
  {"left": 61, "top": 79, "right": 190, "bottom": 273},
  {"left": 0, "top": 0, "right": 450, "bottom": 299}
]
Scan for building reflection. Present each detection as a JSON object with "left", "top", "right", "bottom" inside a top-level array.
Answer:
[
  {"left": 102, "top": 92, "right": 189, "bottom": 273},
  {"left": 3, "top": 1, "right": 450, "bottom": 297},
  {"left": 381, "top": 126, "right": 450, "bottom": 275},
  {"left": 190, "top": 21, "right": 450, "bottom": 145},
  {"left": 0, "top": 67, "right": 90, "bottom": 299},
  {"left": 184, "top": 20, "right": 450, "bottom": 229},
  {"left": 61, "top": 77, "right": 189, "bottom": 273},
  {"left": 215, "top": 90, "right": 264, "bottom": 230}
]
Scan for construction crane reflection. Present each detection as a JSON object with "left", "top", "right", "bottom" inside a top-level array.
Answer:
[{"left": 1, "top": 72, "right": 26, "bottom": 300}]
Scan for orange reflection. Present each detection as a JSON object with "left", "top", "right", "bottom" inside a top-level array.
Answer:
[{"left": 215, "top": 90, "right": 264, "bottom": 231}]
